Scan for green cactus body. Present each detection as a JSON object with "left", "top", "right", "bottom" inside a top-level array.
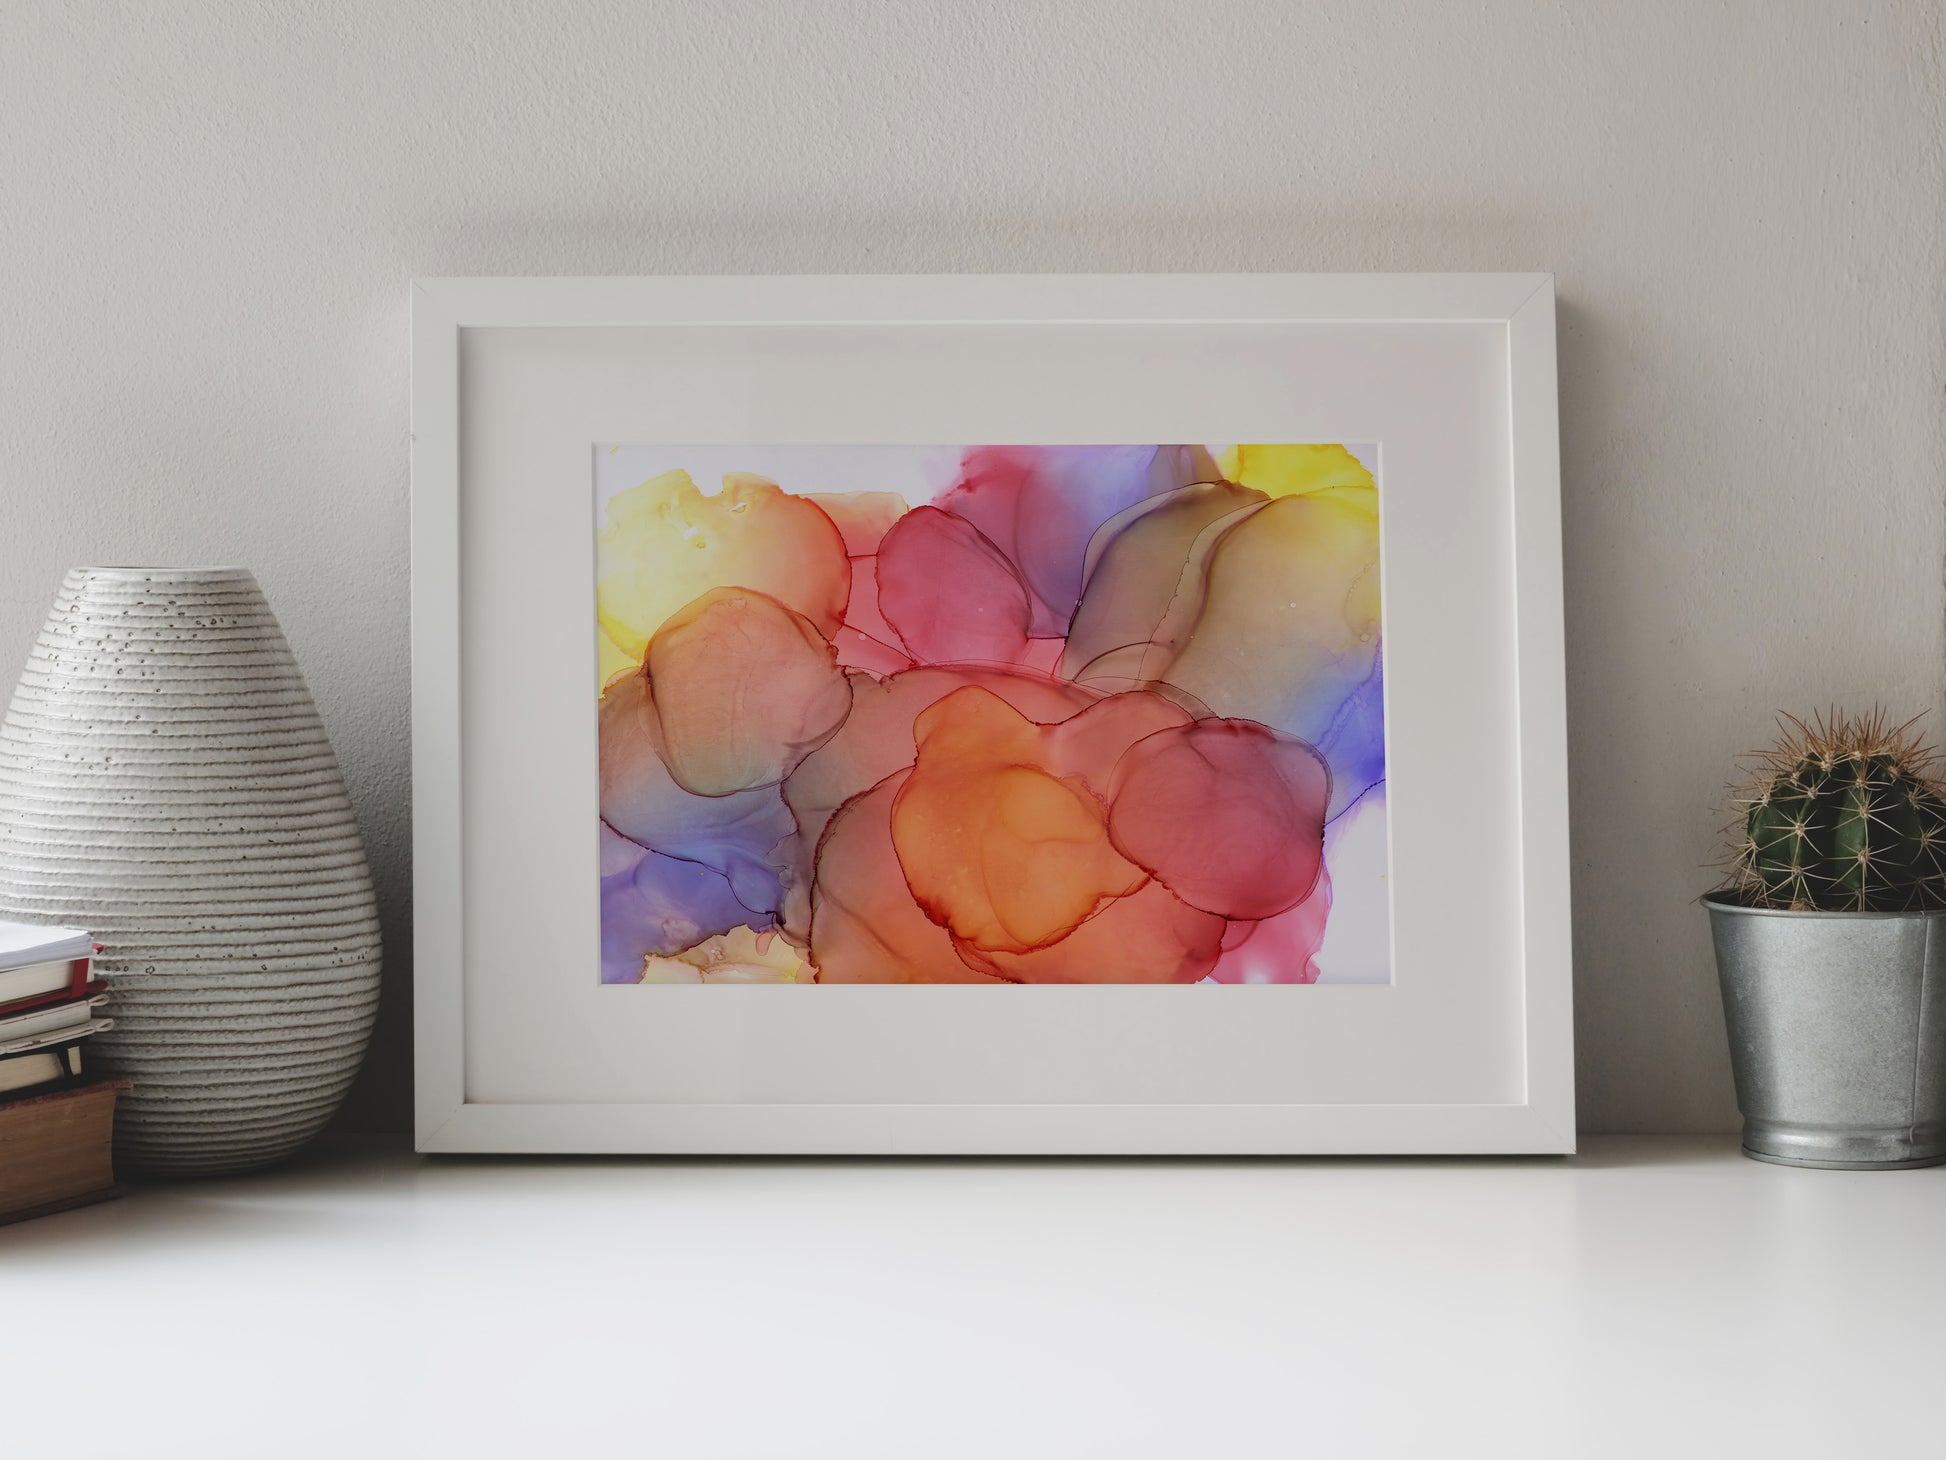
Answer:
[{"left": 1746, "top": 751, "right": 1946, "bottom": 910}]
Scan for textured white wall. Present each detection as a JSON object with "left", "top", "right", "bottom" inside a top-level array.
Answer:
[{"left": 1, "top": 1, "right": 1940, "bottom": 1132}]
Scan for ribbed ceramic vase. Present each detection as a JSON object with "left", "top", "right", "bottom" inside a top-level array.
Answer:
[{"left": 0, "top": 568, "right": 381, "bottom": 1176}]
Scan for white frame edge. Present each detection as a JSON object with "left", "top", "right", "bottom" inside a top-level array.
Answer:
[
  {"left": 410, "top": 273, "right": 1573, "bottom": 1155},
  {"left": 410, "top": 281, "right": 468, "bottom": 1151}
]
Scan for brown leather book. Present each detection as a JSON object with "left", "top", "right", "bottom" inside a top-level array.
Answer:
[{"left": 0, "top": 1076, "right": 129, "bottom": 1225}]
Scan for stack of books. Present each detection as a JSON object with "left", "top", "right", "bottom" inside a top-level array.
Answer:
[{"left": 0, "top": 920, "right": 127, "bottom": 1224}]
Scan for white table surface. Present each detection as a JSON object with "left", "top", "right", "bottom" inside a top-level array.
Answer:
[{"left": 3, "top": 1136, "right": 1941, "bottom": 1458}]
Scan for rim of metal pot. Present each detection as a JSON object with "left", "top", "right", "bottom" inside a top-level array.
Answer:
[{"left": 1700, "top": 891, "right": 1946, "bottom": 920}]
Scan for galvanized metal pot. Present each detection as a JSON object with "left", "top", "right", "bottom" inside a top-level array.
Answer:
[{"left": 1705, "top": 894, "right": 1946, "bottom": 1168}]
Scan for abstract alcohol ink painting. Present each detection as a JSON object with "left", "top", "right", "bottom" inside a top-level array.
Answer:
[{"left": 594, "top": 445, "right": 1390, "bottom": 986}]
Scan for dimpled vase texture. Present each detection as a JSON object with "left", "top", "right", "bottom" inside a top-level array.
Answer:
[{"left": 0, "top": 568, "right": 381, "bottom": 1175}]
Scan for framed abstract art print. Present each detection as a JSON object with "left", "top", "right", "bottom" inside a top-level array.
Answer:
[{"left": 411, "top": 273, "right": 1571, "bottom": 1154}]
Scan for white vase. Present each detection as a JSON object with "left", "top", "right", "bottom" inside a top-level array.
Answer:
[{"left": 0, "top": 567, "right": 381, "bottom": 1175}]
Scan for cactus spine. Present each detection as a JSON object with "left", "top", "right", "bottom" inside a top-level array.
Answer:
[{"left": 1730, "top": 711, "right": 1946, "bottom": 912}]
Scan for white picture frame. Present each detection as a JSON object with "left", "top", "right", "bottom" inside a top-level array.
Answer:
[{"left": 410, "top": 273, "right": 1571, "bottom": 1154}]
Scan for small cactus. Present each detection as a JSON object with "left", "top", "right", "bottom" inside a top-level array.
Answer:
[{"left": 1726, "top": 710, "right": 1946, "bottom": 911}]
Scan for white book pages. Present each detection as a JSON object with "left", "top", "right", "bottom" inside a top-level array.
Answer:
[
  {"left": 0, "top": 920, "right": 94, "bottom": 966},
  {"left": 0, "top": 994, "right": 109, "bottom": 1043},
  {"left": 0, "top": 1016, "right": 114, "bottom": 1058}
]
